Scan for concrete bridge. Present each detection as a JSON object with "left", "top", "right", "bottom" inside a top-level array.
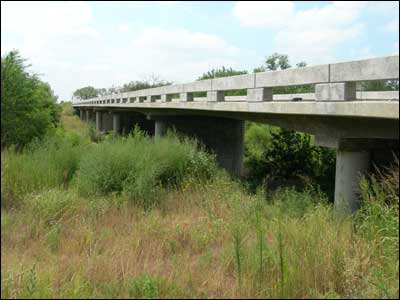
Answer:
[{"left": 73, "top": 55, "right": 399, "bottom": 213}]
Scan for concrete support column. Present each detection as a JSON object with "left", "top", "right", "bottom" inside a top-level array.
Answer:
[
  {"left": 85, "top": 110, "right": 91, "bottom": 122},
  {"left": 95, "top": 111, "right": 102, "bottom": 131},
  {"left": 155, "top": 119, "right": 167, "bottom": 137},
  {"left": 335, "top": 150, "right": 370, "bottom": 214},
  {"left": 80, "top": 109, "right": 84, "bottom": 121},
  {"left": 112, "top": 112, "right": 121, "bottom": 135}
]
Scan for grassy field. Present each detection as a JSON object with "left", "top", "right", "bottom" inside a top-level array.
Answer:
[{"left": 1, "top": 105, "right": 398, "bottom": 299}]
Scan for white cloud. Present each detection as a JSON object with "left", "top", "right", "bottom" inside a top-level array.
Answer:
[
  {"left": 233, "top": 1, "right": 368, "bottom": 64},
  {"left": 117, "top": 23, "right": 131, "bottom": 33},
  {"left": 385, "top": 18, "right": 399, "bottom": 33},
  {"left": 113, "top": 27, "right": 242, "bottom": 84},
  {"left": 1, "top": 0, "right": 243, "bottom": 101},
  {"left": 233, "top": 1, "right": 295, "bottom": 28}
]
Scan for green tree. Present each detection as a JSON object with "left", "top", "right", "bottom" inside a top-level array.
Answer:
[
  {"left": 1, "top": 50, "right": 60, "bottom": 149},
  {"left": 72, "top": 86, "right": 98, "bottom": 100},
  {"left": 197, "top": 66, "right": 248, "bottom": 80}
]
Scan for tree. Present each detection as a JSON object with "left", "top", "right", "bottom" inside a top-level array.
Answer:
[
  {"left": 197, "top": 66, "right": 248, "bottom": 80},
  {"left": 73, "top": 86, "right": 98, "bottom": 100},
  {"left": 1, "top": 50, "right": 60, "bottom": 149}
]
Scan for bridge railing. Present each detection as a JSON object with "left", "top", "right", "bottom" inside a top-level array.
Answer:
[{"left": 75, "top": 55, "right": 399, "bottom": 105}]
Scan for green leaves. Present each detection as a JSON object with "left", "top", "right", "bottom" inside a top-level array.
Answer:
[{"left": 1, "top": 50, "right": 60, "bottom": 149}]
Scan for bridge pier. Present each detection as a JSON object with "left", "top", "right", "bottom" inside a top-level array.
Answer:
[
  {"left": 79, "top": 109, "right": 84, "bottom": 121},
  {"left": 113, "top": 112, "right": 121, "bottom": 135},
  {"left": 96, "top": 111, "right": 102, "bottom": 131},
  {"left": 154, "top": 119, "right": 167, "bottom": 137},
  {"left": 150, "top": 115, "right": 244, "bottom": 176},
  {"left": 316, "top": 136, "right": 398, "bottom": 214},
  {"left": 334, "top": 149, "right": 370, "bottom": 213},
  {"left": 85, "top": 110, "right": 92, "bottom": 123}
]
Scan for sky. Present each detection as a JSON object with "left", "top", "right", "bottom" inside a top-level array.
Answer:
[{"left": 1, "top": 1, "right": 399, "bottom": 101}]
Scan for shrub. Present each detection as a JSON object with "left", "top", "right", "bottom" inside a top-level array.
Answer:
[
  {"left": 245, "top": 126, "right": 336, "bottom": 197},
  {"left": 1, "top": 50, "right": 61, "bottom": 149},
  {"left": 1, "top": 131, "right": 86, "bottom": 208},
  {"left": 75, "top": 129, "right": 217, "bottom": 209}
]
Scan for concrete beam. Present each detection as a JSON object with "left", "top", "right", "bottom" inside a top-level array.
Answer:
[
  {"left": 212, "top": 74, "right": 254, "bottom": 90},
  {"left": 255, "top": 64, "right": 329, "bottom": 88},
  {"left": 330, "top": 55, "right": 399, "bottom": 82}
]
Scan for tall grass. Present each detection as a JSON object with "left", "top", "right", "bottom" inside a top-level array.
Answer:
[
  {"left": 1, "top": 130, "right": 87, "bottom": 208},
  {"left": 75, "top": 128, "right": 218, "bottom": 209},
  {"left": 1, "top": 105, "right": 398, "bottom": 299}
]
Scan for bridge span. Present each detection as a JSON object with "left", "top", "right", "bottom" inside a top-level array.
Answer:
[{"left": 73, "top": 55, "right": 399, "bottom": 213}]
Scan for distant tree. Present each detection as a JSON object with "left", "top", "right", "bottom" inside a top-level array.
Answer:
[
  {"left": 197, "top": 66, "right": 248, "bottom": 80},
  {"left": 73, "top": 86, "right": 98, "bottom": 100},
  {"left": 1, "top": 50, "right": 61, "bottom": 149},
  {"left": 359, "top": 80, "right": 399, "bottom": 91}
]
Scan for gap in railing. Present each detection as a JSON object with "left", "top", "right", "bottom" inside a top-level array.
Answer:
[
  {"left": 193, "top": 91, "right": 207, "bottom": 98},
  {"left": 168, "top": 93, "right": 180, "bottom": 100},
  {"left": 356, "top": 79, "right": 399, "bottom": 92},
  {"left": 272, "top": 84, "right": 314, "bottom": 94},
  {"left": 224, "top": 89, "right": 247, "bottom": 96}
]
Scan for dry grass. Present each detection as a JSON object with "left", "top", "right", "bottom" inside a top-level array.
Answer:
[
  {"left": 1, "top": 178, "right": 398, "bottom": 299},
  {"left": 1, "top": 104, "right": 398, "bottom": 299}
]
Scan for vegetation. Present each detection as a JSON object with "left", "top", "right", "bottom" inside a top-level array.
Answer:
[
  {"left": 1, "top": 50, "right": 61, "bottom": 149},
  {"left": 245, "top": 124, "right": 336, "bottom": 198},
  {"left": 1, "top": 51, "right": 398, "bottom": 299}
]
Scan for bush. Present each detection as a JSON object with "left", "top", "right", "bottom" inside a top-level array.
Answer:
[
  {"left": 245, "top": 126, "right": 336, "bottom": 197},
  {"left": 1, "top": 50, "right": 61, "bottom": 149},
  {"left": 75, "top": 129, "right": 217, "bottom": 209},
  {"left": 1, "top": 130, "right": 86, "bottom": 208}
]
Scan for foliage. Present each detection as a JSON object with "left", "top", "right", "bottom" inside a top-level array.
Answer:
[
  {"left": 245, "top": 127, "right": 336, "bottom": 196},
  {"left": 198, "top": 66, "right": 248, "bottom": 80},
  {"left": 1, "top": 50, "right": 61, "bottom": 149},
  {"left": 1, "top": 130, "right": 87, "bottom": 208},
  {"left": 75, "top": 128, "right": 218, "bottom": 209},
  {"left": 359, "top": 80, "right": 399, "bottom": 91},
  {"left": 73, "top": 74, "right": 171, "bottom": 99},
  {"left": 72, "top": 86, "right": 98, "bottom": 100}
]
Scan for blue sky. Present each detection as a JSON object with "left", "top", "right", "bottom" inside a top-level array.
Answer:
[{"left": 1, "top": 1, "right": 399, "bottom": 101}]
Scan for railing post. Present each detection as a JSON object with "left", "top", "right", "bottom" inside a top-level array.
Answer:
[
  {"left": 180, "top": 92, "right": 194, "bottom": 102},
  {"left": 247, "top": 88, "right": 273, "bottom": 102},
  {"left": 207, "top": 91, "right": 224, "bottom": 102},
  {"left": 315, "top": 82, "right": 356, "bottom": 101}
]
